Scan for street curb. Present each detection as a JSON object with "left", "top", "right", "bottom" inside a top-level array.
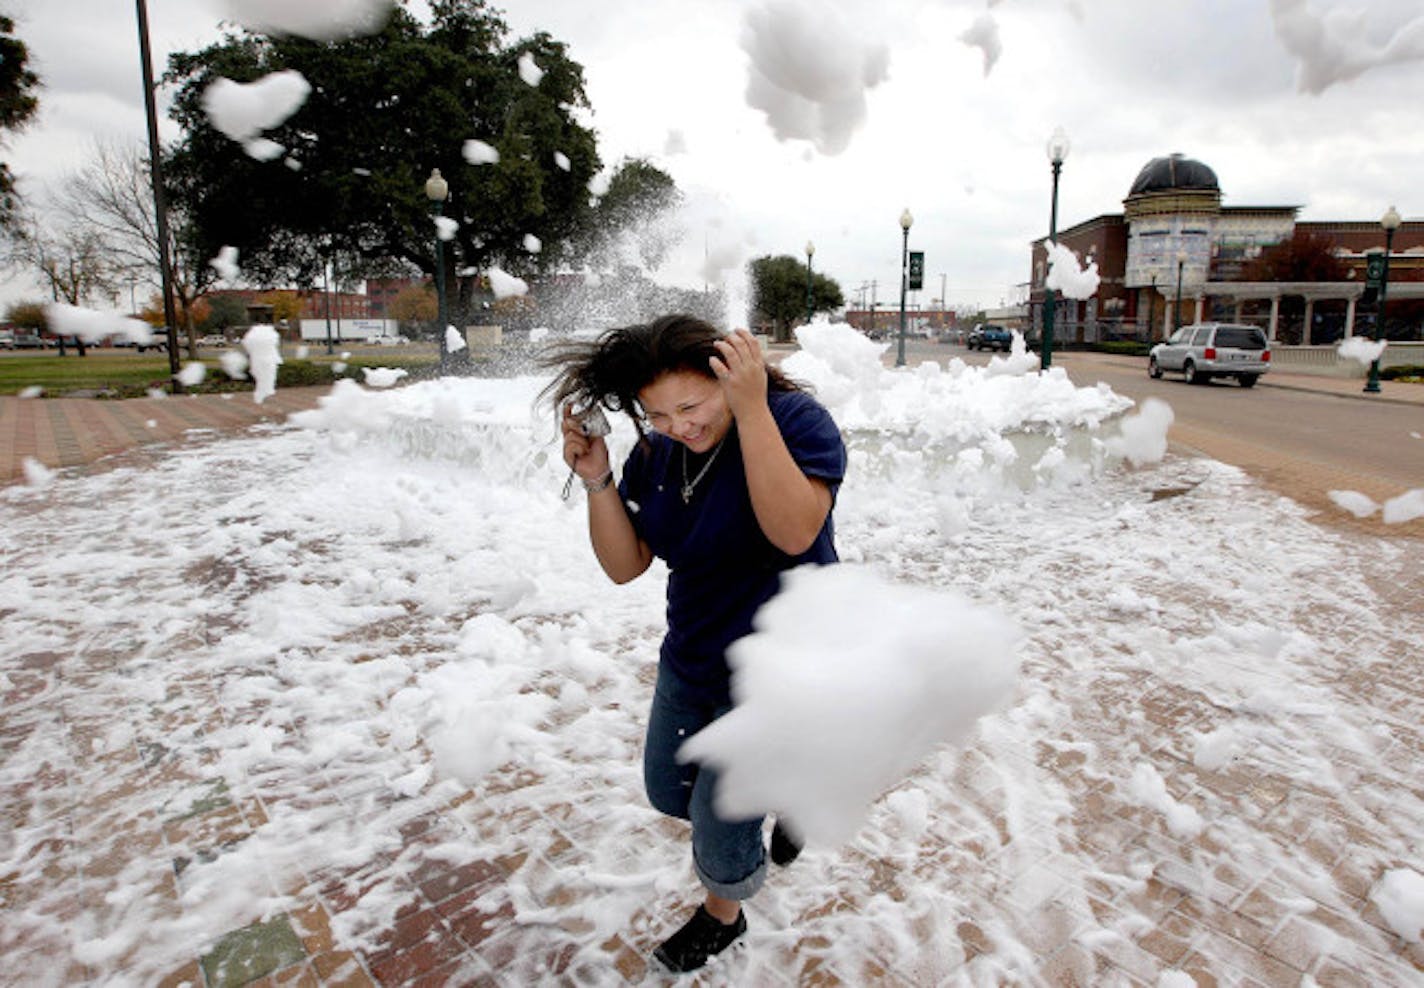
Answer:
[
  {"left": 1255, "top": 379, "right": 1424, "bottom": 407},
  {"left": 1058, "top": 351, "right": 1424, "bottom": 408}
]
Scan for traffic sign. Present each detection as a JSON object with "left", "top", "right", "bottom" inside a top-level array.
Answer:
[
  {"left": 1365, "top": 250, "right": 1386, "bottom": 290},
  {"left": 908, "top": 251, "right": 924, "bottom": 290}
]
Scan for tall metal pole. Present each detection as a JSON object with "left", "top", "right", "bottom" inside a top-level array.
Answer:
[
  {"left": 326, "top": 251, "right": 336, "bottom": 355},
  {"left": 1366, "top": 222, "right": 1396, "bottom": 394},
  {"left": 896, "top": 211, "right": 911, "bottom": 367},
  {"left": 1148, "top": 271, "right": 1157, "bottom": 341},
  {"left": 1173, "top": 256, "right": 1185, "bottom": 334},
  {"left": 323, "top": 258, "right": 334, "bottom": 352},
  {"left": 433, "top": 200, "right": 447, "bottom": 354},
  {"left": 1040, "top": 158, "right": 1062, "bottom": 370},
  {"left": 804, "top": 241, "right": 815, "bottom": 325},
  {"left": 135, "top": 0, "right": 182, "bottom": 390},
  {"left": 425, "top": 170, "right": 450, "bottom": 368}
]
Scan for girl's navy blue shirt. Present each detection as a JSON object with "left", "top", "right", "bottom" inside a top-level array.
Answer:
[{"left": 618, "top": 389, "right": 846, "bottom": 708}]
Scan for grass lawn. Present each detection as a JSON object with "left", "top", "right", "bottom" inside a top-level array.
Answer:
[{"left": 0, "top": 347, "right": 443, "bottom": 397}]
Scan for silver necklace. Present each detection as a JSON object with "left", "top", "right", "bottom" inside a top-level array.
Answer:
[{"left": 680, "top": 434, "right": 727, "bottom": 504}]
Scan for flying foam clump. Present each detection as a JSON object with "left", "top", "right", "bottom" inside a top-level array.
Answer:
[
  {"left": 45, "top": 304, "right": 154, "bottom": 346},
  {"left": 1045, "top": 242, "right": 1101, "bottom": 300},
  {"left": 242, "top": 324, "right": 283, "bottom": 404},
  {"left": 1269, "top": 0, "right": 1424, "bottom": 95},
  {"left": 223, "top": 0, "right": 393, "bottom": 41},
  {"left": 679, "top": 564, "right": 1020, "bottom": 846},
  {"left": 740, "top": 0, "right": 890, "bottom": 155},
  {"left": 202, "top": 71, "right": 312, "bottom": 160},
  {"left": 1337, "top": 335, "right": 1386, "bottom": 366}
]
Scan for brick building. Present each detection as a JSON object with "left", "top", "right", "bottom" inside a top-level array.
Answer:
[
  {"left": 207, "top": 288, "right": 372, "bottom": 326},
  {"left": 1030, "top": 153, "right": 1424, "bottom": 344},
  {"left": 366, "top": 277, "right": 426, "bottom": 319},
  {"left": 842, "top": 308, "right": 958, "bottom": 336}
]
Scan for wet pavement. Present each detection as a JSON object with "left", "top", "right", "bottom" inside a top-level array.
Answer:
[{"left": 1, "top": 369, "right": 1422, "bottom": 987}]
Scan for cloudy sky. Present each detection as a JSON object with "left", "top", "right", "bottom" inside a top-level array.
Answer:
[{"left": 4, "top": 0, "right": 1424, "bottom": 316}]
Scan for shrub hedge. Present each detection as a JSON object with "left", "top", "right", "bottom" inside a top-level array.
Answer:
[{"left": 1090, "top": 341, "right": 1152, "bottom": 356}]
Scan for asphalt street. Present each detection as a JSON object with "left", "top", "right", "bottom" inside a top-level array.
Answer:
[{"left": 896, "top": 340, "right": 1423, "bottom": 535}]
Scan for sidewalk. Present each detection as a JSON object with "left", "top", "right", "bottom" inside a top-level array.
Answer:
[
  {"left": 0, "top": 387, "right": 330, "bottom": 487},
  {"left": 1064, "top": 350, "right": 1424, "bottom": 408}
]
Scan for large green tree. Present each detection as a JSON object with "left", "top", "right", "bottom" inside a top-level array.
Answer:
[
  {"left": 5, "top": 299, "right": 46, "bottom": 331},
  {"left": 581, "top": 157, "right": 681, "bottom": 271},
  {"left": 203, "top": 293, "right": 250, "bottom": 332},
  {"left": 0, "top": 16, "right": 39, "bottom": 230},
  {"left": 163, "top": 1, "right": 605, "bottom": 355},
  {"left": 749, "top": 254, "right": 844, "bottom": 342}
]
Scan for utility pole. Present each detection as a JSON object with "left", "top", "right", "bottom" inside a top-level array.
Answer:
[{"left": 135, "top": 0, "right": 183, "bottom": 390}]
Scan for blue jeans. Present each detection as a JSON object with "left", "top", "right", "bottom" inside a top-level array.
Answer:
[{"left": 644, "top": 662, "right": 767, "bottom": 900}]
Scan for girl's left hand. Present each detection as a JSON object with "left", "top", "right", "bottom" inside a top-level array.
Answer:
[{"left": 710, "top": 328, "right": 768, "bottom": 420}]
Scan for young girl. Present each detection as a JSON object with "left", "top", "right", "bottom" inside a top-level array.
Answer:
[{"left": 543, "top": 314, "right": 846, "bottom": 972}]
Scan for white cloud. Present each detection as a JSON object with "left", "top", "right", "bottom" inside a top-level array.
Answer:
[
  {"left": 4, "top": 0, "right": 1424, "bottom": 317},
  {"left": 1270, "top": 0, "right": 1424, "bottom": 95}
]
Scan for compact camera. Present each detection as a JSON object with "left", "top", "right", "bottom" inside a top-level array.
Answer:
[{"left": 577, "top": 405, "right": 610, "bottom": 438}]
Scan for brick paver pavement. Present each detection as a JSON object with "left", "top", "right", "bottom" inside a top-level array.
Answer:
[
  {"left": 0, "top": 387, "right": 330, "bottom": 486},
  {"left": 2, "top": 370, "right": 1422, "bottom": 987}
]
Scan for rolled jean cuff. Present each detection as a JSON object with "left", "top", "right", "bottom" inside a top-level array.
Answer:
[{"left": 694, "top": 851, "right": 766, "bottom": 901}]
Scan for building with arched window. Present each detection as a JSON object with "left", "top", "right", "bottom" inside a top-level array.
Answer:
[{"left": 1029, "top": 154, "right": 1424, "bottom": 346}]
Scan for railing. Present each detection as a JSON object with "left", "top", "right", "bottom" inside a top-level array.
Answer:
[
  {"left": 1032, "top": 323, "right": 1422, "bottom": 376},
  {"left": 1270, "top": 341, "right": 1423, "bottom": 377}
]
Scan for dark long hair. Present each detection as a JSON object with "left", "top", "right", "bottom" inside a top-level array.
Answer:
[{"left": 539, "top": 314, "right": 804, "bottom": 436}]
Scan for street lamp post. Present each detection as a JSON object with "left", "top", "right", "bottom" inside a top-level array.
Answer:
[
  {"left": 896, "top": 209, "right": 912, "bottom": 367},
  {"left": 425, "top": 168, "right": 450, "bottom": 366},
  {"left": 1173, "top": 250, "right": 1187, "bottom": 334},
  {"left": 1365, "top": 205, "right": 1401, "bottom": 394},
  {"left": 805, "top": 241, "right": 815, "bottom": 326},
  {"left": 1041, "top": 127, "right": 1070, "bottom": 370}
]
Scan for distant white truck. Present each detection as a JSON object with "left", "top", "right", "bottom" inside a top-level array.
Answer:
[{"left": 299, "top": 318, "right": 400, "bottom": 342}]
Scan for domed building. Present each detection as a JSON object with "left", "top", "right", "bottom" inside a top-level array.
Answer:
[
  {"left": 1028, "top": 153, "right": 1423, "bottom": 345},
  {"left": 1126, "top": 153, "right": 1221, "bottom": 200}
]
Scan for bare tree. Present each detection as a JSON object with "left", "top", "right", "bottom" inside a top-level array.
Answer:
[
  {"left": 8, "top": 208, "right": 119, "bottom": 355},
  {"left": 67, "top": 140, "right": 215, "bottom": 360}
]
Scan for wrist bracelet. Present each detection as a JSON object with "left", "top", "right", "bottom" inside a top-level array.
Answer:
[{"left": 583, "top": 470, "right": 614, "bottom": 494}]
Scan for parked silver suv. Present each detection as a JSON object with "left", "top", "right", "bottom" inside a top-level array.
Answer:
[{"left": 1149, "top": 322, "right": 1271, "bottom": 387}]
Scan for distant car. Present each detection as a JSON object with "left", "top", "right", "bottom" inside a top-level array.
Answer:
[
  {"left": 970, "top": 325, "right": 1013, "bottom": 351},
  {"left": 198, "top": 334, "right": 228, "bottom": 347},
  {"left": 1149, "top": 322, "right": 1271, "bottom": 387},
  {"left": 0, "top": 330, "right": 14, "bottom": 349},
  {"left": 13, "top": 333, "right": 47, "bottom": 349},
  {"left": 366, "top": 334, "right": 410, "bottom": 346}
]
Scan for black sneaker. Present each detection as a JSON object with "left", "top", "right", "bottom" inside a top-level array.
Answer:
[
  {"left": 652, "top": 904, "right": 746, "bottom": 973},
  {"left": 770, "top": 820, "right": 803, "bottom": 866}
]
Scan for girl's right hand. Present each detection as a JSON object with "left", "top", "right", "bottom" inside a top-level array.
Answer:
[{"left": 562, "top": 404, "right": 611, "bottom": 480}]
